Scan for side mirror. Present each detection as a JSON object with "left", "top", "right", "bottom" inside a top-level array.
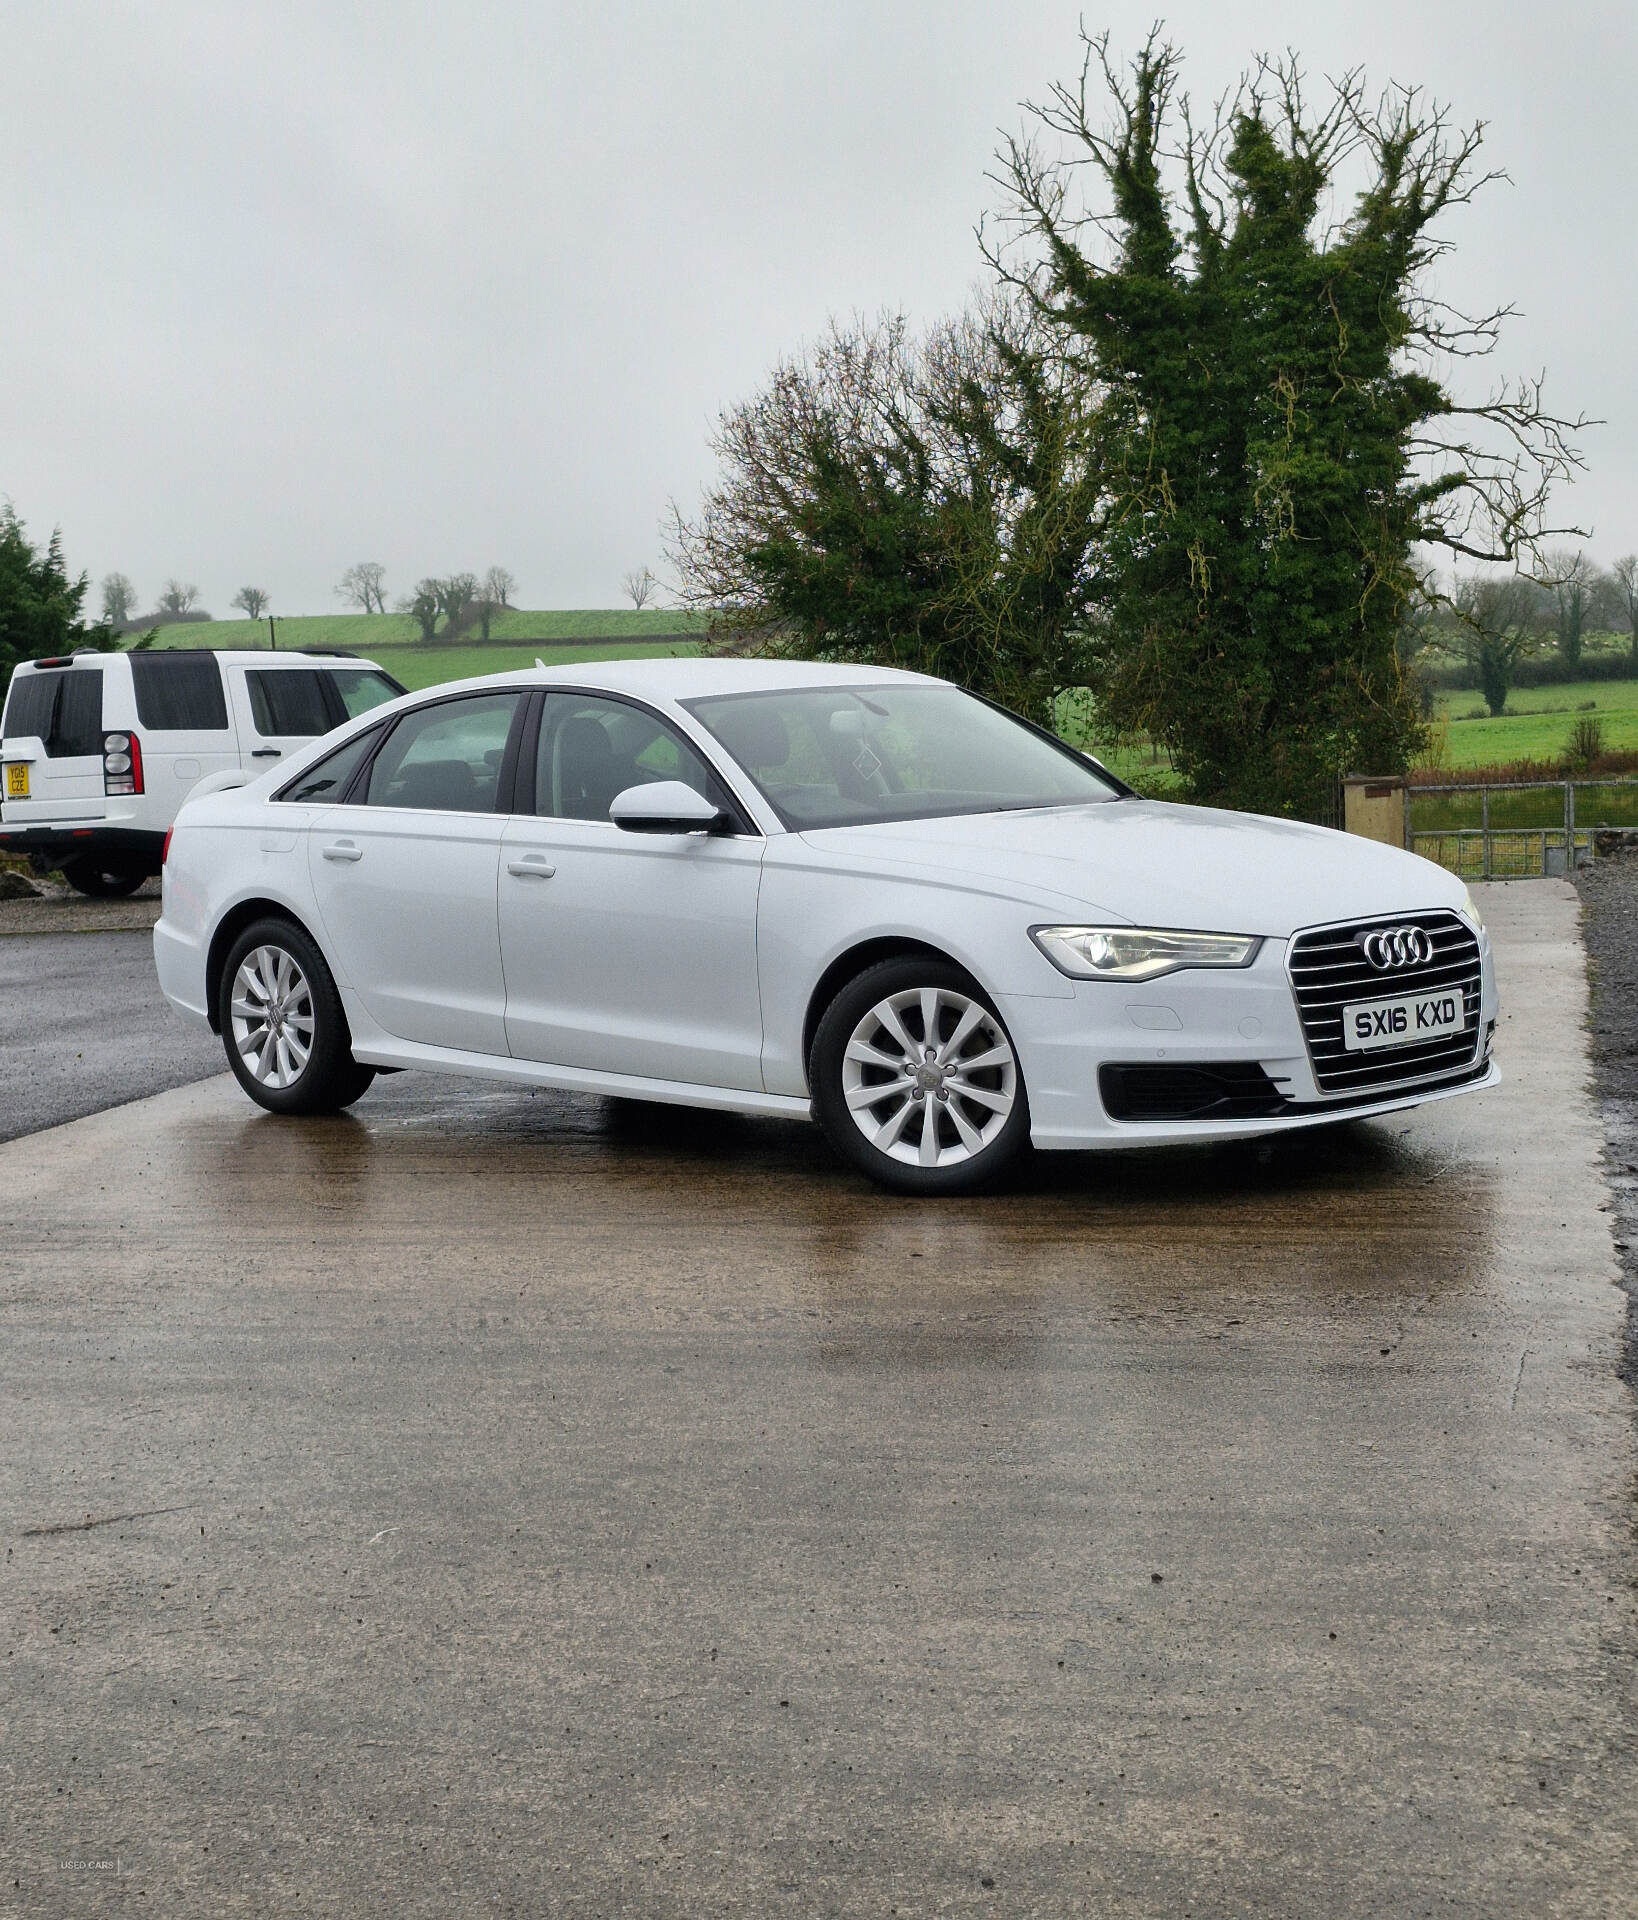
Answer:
[{"left": 609, "top": 780, "right": 729, "bottom": 835}]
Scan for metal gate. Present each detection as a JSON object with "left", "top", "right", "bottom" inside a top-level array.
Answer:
[{"left": 1407, "top": 778, "right": 1637, "bottom": 879}]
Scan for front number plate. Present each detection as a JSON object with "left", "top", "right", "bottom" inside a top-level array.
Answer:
[
  {"left": 4, "top": 762, "right": 28, "bottom": 800},
  {"left": 1342, "top": 989, "right": 1466, "bottom": 1052}
]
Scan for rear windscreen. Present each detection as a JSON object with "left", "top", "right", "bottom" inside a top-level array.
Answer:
[
  {"left": 2, "top": 672, "right": 57, "bottom": 742},
  {"left": 2, "top": 667, "right": 104, "bottom": 757},
  {"left": 131, "top": 652, "right": 230, "bottom": 730}
]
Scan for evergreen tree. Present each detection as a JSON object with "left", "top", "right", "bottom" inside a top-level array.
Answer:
[
  {"left": 993, "top": 31, "right": 1585, "bottom": 814},
  {"left": 0, "top": 507, "right": 118, "bottom": 699}
]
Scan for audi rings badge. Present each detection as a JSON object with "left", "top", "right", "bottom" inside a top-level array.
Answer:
[{"left": 1358, "top": 925, "right": 1435, "bottom": 970}]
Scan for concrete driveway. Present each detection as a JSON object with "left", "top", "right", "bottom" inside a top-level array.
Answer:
[{"left": 2, "top": 883, "right": 1633, "bottom": 1916}]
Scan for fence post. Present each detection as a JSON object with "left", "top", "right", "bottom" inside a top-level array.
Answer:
[
  {"left": 1482, "top": 788, "right": 1491, "bottom": 881},
  {"left": 1566, "top": 779, "right": 1576, "bottom": 869}
]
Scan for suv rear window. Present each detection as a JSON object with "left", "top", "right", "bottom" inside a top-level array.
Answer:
[
  {"left": 2, "top": 667, "right": 104, "bottom": 757},
  {"left": 130, "top": 652, "right": 231, "bottom": 730}
]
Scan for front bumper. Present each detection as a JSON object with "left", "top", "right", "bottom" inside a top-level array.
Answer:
[
  {"left": 1004, "top": 926, "right": 1500, "bottom": 1150},
  {"left": 0, "top": 823, "right": 166, "bottom": 873}
]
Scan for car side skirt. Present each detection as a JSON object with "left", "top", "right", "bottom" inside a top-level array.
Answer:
[{"left": 345, "top": 1021, "right": 814, "bottom": 1121}]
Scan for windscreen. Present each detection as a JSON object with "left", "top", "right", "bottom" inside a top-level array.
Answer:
[{"left": 682, "top": 684, "right": 1120, "bottom": 830}]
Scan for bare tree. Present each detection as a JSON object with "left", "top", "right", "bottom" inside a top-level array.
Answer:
[
  {"left": 231, "top": 586, "right": 270, "bottom": 619},
  {"left": 623, "top": 567, "right": 658, "bottom": 610},
  {"left": 99, "top": 572, "right": 137, "bottom": 626},
  {"left": 482, "top": 565, "right": 516, "bottom": 609},
  {"left": 156, "top": 580, "right": 201, "bottom": 618},
  {"left": 336, "top": 562, "right": 388, "bottom": 614},
  {"left": 1610, "top": 555, "right": 1638, "bottom": 670},
  {"left": 1450, "top": 573, "right": 1544, "bottom": 716}
]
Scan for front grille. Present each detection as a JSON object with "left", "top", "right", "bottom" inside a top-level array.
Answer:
[{"left": 1288, "top": 911, "right": 1483, "bottom": 1096}]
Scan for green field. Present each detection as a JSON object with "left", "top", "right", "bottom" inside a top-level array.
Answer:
[
  {"left": 368, "top": 639, "right": 702, "bottom": 693},
  {"left": 1054, "top": 676, "right": 1638, "bottom": 789},
  {"left": 120, "top": 609, "right": 708, "bottom": 695},
  {"left": 128, "top": 607, "right": 707, "bottom": 652},
  {"left": 1431, "top": 678, "right": 1638, "bottom": 767}
]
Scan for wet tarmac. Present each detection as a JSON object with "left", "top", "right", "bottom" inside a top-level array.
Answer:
[
  {"left": 0, "top": 931, "right": 222, "bottom": 1143},
  {"left": 2, "top": 882, "right": 1634, "bottom": 1916}
]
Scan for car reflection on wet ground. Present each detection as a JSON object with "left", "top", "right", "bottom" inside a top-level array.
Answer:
[{"left": 3, "top": 882, "right": 1634, "bottom": 1916}]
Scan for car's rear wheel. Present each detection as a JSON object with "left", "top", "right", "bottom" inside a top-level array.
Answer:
[
  {"left": 218, "top": 917, "right": 376, "bottom": 1115},
  {"left": 810, "top": 958, "right": 1031, "bottom": 1195},
  {"left": 62, "top": 858, "right": 147, "bottom": 898}
]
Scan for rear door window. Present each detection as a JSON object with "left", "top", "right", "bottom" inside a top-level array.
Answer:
[
  {"left": 1, "top": 668, "right": 104, "bottom": 757},
  {"left": 130, "top": 653, "right": 231, "bottom": 730},
  {"left": 248, "top": 669, "right": 333, "bottom": 737},
  {"left": 246, "top": 667, "right": 403, "bottom": 737}
]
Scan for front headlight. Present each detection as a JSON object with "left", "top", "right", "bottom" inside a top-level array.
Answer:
[
  {"left": 1459, "top": 886, "right": 1485, "bottom": 933},
  {"left": 1031, "top": 925, "right": 1263, "bottom": 982}
]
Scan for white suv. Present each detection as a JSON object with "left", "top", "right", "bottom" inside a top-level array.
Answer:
[{"left": 0, "top": 648, "right": 404, "bottom": 895}]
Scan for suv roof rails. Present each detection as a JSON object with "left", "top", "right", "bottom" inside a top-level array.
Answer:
[{"left": 293, "top": 648, "right": 360, "bottom": 659}]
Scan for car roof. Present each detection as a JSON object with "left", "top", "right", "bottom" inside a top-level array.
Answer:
[
  {"left": 396, "top": 656, "right": 941, "bottom": 703},
  {"left": 15, "top": 650, "right": 390, "bottom": 670},
  {"left": 147, "top": 650, "right": 392, "bottom": 668}
]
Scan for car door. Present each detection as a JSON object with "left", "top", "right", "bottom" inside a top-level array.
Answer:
[
  {"left": 228, "top": 664, "right": 350, "bottom": 771},
  {"left": 307, "top": 690, "right": 524, "bottom": 1054},
  {"left": 498, "top": 691, "right": 766, "bottom": 1089}
]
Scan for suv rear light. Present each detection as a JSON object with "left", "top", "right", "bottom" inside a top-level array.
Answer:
[
  {"left": 162, "top": 826, "right": 174, "bottom": 866},
  {"left": 104, "top": 731, "right": 144, "bottom": 796}
]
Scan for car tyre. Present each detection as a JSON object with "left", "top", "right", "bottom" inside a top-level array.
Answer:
[
  {"left": 810, "top": 958, "right": 1031, "bottom": 1195},
  {"left": 218, "top": 916, "right": 376, "bottom": 1115},
  {"left": 62, "top": 858, "right": 147, "bottom": 897}
]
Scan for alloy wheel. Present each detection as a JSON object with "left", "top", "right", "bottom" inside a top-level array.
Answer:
[
  {"left": 230, "top": 945, "right": 316, "bottom": 1090},
  {"left": 840, "top": 985, "right": 1018, "bottom": 1169}
]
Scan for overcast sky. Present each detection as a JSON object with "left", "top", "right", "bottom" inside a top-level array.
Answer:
[{"left": 4, "top": 0, "right": 1633, "bottom": 617}]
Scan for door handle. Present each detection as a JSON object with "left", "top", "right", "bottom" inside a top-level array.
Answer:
[
  {"left": 506, "top": 857, "right": 557, "bottom": 879},
  {"left": 322, "top": 841, "right": 363, "bottom": 863},
  {"left": 251, "top": 748, "right": 282, "bottom": 758}
]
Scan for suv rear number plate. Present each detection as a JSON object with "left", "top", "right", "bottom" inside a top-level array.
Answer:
[
  {"left": 1342, "top": 989, "right": 1466, "bottom": 1052},
  {"left": 4, "top": 763, "right": 27, "bottom": 799}
]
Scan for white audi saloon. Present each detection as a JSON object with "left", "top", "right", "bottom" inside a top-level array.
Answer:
[{"left": 154, "top": 658, "right": 1498, "bottom": 1193}]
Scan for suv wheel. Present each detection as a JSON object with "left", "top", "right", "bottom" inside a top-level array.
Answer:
[
  {"left": 218, "top": 917, "right": 376, "bottom": 1115},
  {"left": 62, "top": 858, "right": 146, "bottom": 898},
  {"left": 810, "top": 958, "right": 1031, "bottom": 1195}
]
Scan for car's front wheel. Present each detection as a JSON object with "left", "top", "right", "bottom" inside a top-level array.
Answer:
[
  {"left": 218, "top": 917, "right": 376, "bottom": 1115},
  {"left": 810, "top": 958, "right": 1031, "bottom": 1195}
]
